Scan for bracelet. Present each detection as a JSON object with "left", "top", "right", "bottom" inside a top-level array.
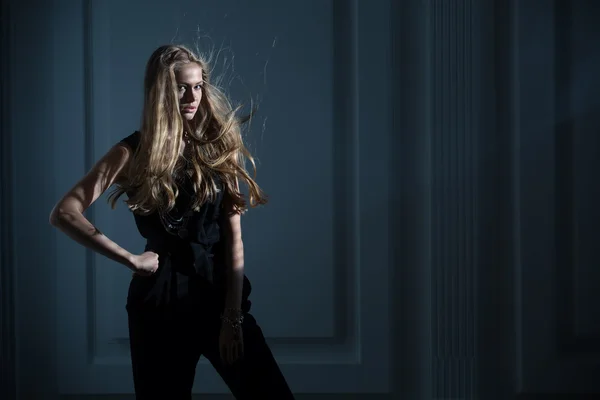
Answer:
[
  {"left": 220, "top": 308, "right": 244, "bottom": 329},
  {"left": 221, "top": 316, "right": 243, "bottom": 329}
]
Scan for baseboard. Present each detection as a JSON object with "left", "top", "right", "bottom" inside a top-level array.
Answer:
[
  {"left": 516, "top": 394, "right": 600, "bottom": 400},
  {"left": 61, "top": 395, "right": 392, "bottom": 400}
]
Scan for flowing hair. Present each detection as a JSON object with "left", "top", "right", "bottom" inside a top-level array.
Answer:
[{"left": 108, "top": 44, "right": 268, "bottom": 215}]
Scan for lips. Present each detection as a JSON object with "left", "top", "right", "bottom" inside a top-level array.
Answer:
[{"left": 182, "top": 107, "right": 196, "bottom": 112}]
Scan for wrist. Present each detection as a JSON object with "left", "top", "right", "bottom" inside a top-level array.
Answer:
[
  {"left": 222, "top": 306, "right": 242, "bottom": 317},
  {"left": 224, "top": 293, "right": 242, "bottom": 310},
  {"left": 124, "top": 252, "right": 137, "bottom": 270},
  {"left": 220, "top": 308, "right": 244, "bottom": 329}
]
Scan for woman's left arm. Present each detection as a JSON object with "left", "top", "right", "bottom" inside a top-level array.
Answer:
[
  {"left": 219, "top": 197, "right": 246, "bottom": 364},
  {"left": 222, "top": 200, "right": 245, "bottom": 312}
]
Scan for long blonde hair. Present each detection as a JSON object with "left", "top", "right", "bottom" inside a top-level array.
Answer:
[{"left": 109, "top": 44, "right": 268, "bottom": 215}]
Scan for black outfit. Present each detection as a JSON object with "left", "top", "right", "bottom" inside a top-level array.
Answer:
[{"left": 120, "top": 132, "right": 294, "bottom": 399}]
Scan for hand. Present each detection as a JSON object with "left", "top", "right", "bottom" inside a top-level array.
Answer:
[
  {"left": 219, "top": 321, "right": 244, "bottom": 365},
  {"left": 130, "top": 251, "right": 159, "bottom": 277}
]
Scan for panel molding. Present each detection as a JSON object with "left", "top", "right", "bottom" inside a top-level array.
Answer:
[
  {"left": 329, "top": 0, "right": 360, "bottom": 351},
  {"left": 0, "top": 1, "right": 16, "bottom": 399},
  {"left": 55, "top": 0, "right": 393, "bottom": 395},
  {"left": 87, "top": 0, "right": 362, "bottom": 361},
  {"left": 513, "top": 0, "right": 558, "bottom": 393},
  {"left": 553, "top": 0, "right": 598, "bottom": 357},
  {"left": 429, "top": 0, "right": 484, "bottom": 398},
  {"left": 391, "top": 0, "right": 433, "bottom": 397},
  {"left": 512, "top": 0, "right": 600, "bottom": 395},
  {"left": 474, "top": 0, "right": 518, "bottom": 398},
  {"left": 83, "top": 0, "right": 99, "bottom": 366}
]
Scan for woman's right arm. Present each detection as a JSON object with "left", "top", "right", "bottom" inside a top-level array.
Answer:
[{"left": 49, "top": 143, "right": 154, "bottom": 273}]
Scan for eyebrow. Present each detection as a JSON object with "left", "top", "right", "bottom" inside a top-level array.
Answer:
[{"left": 177, "top": 81, "right": 204, "bottom": 86}]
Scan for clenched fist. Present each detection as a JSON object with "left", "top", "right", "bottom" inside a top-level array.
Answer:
[{"left": 130, "top": 251, "right": 159, "bottom": 276}]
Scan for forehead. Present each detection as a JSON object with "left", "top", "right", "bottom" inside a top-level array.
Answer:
[{"left": 175, "top": 63, "right": 203, "bottom": 82}]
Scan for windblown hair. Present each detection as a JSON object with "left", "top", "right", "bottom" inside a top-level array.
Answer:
[{"left": 108, "top": 44, "right": 267, "bottom": 215}]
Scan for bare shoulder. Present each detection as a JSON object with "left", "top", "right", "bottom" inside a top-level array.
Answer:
[
  {"left": 95, "top": 142, "right": 133, "bottom": 180},
  {"left": 51, "top": 142, "right": 133, "bottom": 215}
]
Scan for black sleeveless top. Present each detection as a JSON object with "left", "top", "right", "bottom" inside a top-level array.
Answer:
[{"left": 120, "top": 131, "right": 250, "bottom": 311}]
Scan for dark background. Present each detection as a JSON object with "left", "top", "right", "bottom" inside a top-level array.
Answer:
[{"left": 2, "top": 0, "right": 600, "bottom": 399}]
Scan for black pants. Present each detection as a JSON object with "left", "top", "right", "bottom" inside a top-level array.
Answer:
[{"left": 127, "top": 305, "right": 295, "bottom": 399}]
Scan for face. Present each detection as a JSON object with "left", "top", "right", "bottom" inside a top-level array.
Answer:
[{"left": 175, "top": 63, "right": 204, "bottom": 121}]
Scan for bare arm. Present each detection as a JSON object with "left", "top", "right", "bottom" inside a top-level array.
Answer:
[
  {"left": 221, "top": 193, "right": 245, "bottom": 312},
  {"left": 49, "top": 143, "right": 136, "bottom": 270}
]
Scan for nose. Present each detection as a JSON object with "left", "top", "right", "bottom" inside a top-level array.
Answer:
[{"left": 182, "top": 88, "right": 196, "bottom": 104}]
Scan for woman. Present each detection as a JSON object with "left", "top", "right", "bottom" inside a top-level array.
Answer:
[{"left": 49, "top": 44, "right": 294, "bottom": 399}]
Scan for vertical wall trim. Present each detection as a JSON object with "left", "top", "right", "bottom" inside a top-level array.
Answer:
[
  {"left": 0, "top": 0, "right": 16, "bottom": 398},
  {"left": 82, "top": 0, "right": 98, "bottom": 363},
  {"left": 430, "top": 0, "right": 479, "bottom": 398},
  {"left": 392, "top": 0, "right": 433, "bottom": 397},
  {"left": 332, "top": 0, "right": 361, "bottom": 353},
  {"left": 553, "top": 0, "right": 575, "bottom": 354},
  {"left": 511, "top": 0, "right": 523, "bottom": 391},
  {"left": 474, "top": 0, "right": 517, "bottom": 397}
]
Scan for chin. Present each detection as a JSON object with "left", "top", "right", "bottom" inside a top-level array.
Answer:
[{"left": 182, "top": 112, "right": 196, "bottom": 121}]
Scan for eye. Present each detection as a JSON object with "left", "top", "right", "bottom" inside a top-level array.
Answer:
[
  {"left": 178, "top": 85, "right": 186, "bottom": 91},
  {"left": 194, "top": 84, "right": 203, "bottom": 90}
]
